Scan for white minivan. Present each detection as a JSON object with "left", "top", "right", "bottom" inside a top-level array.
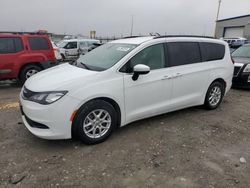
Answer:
[
  {"left": 58, "top": 38, "right": 100, "bottom": 61},
  {"left": 20, "top": 36, "right": 234, "bottom": 144}
]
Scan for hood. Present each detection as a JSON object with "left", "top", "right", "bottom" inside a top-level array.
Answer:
[
  {"left": 233, "top": 57, "right": 250, "bottom": 65},
  {"left": 25, "top": 63, "right": 98, "bottom": 92}
]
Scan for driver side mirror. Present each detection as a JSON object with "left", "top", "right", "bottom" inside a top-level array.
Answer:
[{"left": 132, "top": 64, "right": 150, "bottom": 81}]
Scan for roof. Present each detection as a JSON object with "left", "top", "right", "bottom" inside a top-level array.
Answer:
[
  {"left": 111, "top": 36, "right": 154, "bottom": 44},
  {"left": 110, "top": 35, "right": 222, "bottom": 45},
  {"left": 217, "top": 14, "right": 250, "bottom": 22},
  {"left": 63, "top": 38, "right": 100, "bottom": 42}
]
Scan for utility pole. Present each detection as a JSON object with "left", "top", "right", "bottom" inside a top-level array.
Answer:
[
  {"left": 130, "top": 15, "right": 134, "bottom": 36},
  {"left": 214, "top": 0, "right": 222, "bottom": 37}
]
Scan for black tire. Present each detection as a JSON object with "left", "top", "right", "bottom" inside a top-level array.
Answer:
[
  {"left": 204, "top": 81, "right": 225, "bottom": 110},
  {"left": 61, "top": 54, "right": 65, "bottom": 62},
  {"left": 19, "top": 65, "right": 42, "bottom": 84},
  {"left": 72, "top": 100, "right": 117, "bottom": 145}
]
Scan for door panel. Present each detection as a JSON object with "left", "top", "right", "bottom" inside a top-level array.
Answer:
[
  {"left": 121, "top": 43, "right": 172, "bottom": 123},
  {"left": 169, "top": 63, "right": 210, "bottom": 108},
  {"left": 166, "top": 42, "right": 210, "bottom": 108},
  {"left": 123, "top": 69, "right": 173, "bottom": 123}
]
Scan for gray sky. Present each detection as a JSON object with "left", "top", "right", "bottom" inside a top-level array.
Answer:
[{"left": 0, "top": 0, "right": 249, "bottom": 37}]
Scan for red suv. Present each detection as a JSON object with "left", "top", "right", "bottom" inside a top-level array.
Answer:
[{"left": 0, "top": 32, "right": 57, "bottom": 84}]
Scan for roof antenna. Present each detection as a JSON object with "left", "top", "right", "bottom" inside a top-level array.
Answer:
[
  {"left": 155, "top": 32, "right": 161, "bottom": 37},
  {"left": 149, "top": 32, "right": 161, "bottom": 37}
]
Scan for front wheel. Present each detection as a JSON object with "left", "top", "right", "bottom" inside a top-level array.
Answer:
[
  {"left": 72, "top": 100, "right": 117, "bottom": 145},
  {"left": 204, "top": 81, "right": 225, "bottom": 110},
  {"left": 19, "top": 65, "right": 42, "bottom": 84}
]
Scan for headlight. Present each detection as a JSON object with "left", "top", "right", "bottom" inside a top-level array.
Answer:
[
  {"left": 243, "top": 64, "right": 250, "bottom": 73},
  {"left": 28, "top": 91, "right": 68, "bottom": 104}
]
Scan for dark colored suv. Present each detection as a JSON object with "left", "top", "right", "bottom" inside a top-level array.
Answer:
[
  {"left": 0, "top": 32, "right": 57, "bottom": 84},
  {"left": 232, "top": 44, "right": 250, "bottom": 88}
]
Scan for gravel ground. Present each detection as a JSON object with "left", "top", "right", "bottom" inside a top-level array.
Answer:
[{"left": 0, "top": 81, "right": 250, "bottom": 188}]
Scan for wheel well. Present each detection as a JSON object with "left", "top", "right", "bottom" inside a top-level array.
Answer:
[
  {"left": 211, "top": 78, "right": 226, "bottom": 90},
  {"left": 96, "top": 97, "right": 121, "bottom": 128},
  {"left": 18, "top": 62, "right": 43, "bottom": 79},
  {"left": 76, "top": 97, "right": 122, "bottom": 128}
]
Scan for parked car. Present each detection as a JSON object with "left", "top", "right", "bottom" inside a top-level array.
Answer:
[
  {"left": 232, "top": 44, "right": 250, "bottom": 88},
  {"left": 58, "top": 39, "right": 100, "bottom": 61},
  {"left": 20, "top": 36, "right": 233, "bottom": 144},
  {"left": 51, "top": 42, "right": 62, "bottom": 61},
  {"left": 87, "top": 42, "right": 103, "bottom": 52},
  {"left": 0, "top": 32, "right": 57, "bottom": 84},
  {"left": 222, "top": 37, "right": 247, "bottom": 48}
]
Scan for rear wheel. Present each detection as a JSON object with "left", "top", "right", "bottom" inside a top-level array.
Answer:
[
  {"left": 19, "top": 65, "right": 42, "bottom": 84},
  {"left": 204, "top": 81, "right": 225, "bottom": 110},
  {"left": 72, "top": 100, "right": 117, "bottom": 145}
]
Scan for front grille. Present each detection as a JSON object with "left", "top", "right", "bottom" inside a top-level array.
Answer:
[
  {"left": 234, "top": 66, "right": 242, "bottom": 77},
  {"left": 22, "top": 87, "right": 36, "bottom": 99},
  {"left": 24, "top": 114, "right": 49, "bottom": 129}
]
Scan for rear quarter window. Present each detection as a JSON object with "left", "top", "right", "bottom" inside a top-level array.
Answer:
[
  {"left": 0, "top": 37, "right": 15, "bottom": 53},
  {"left": 199, "top": 42, "right": 225, "bottom": 61},
  {"left": 28, "top": 37, "right": 50, "bottom": 50},
  {"left": 0, "top": 37, "right": 24, "bottom": 53}
]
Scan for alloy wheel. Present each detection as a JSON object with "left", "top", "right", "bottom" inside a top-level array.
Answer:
[
  {"left": 26, "top": 69, "right": 38, "bottom": 79},
  {"left": 208, "top": 86, "right": 222, "bottom": 106},
  {"left": 83, "top": 109, "right": 111, "bottom": 139}
]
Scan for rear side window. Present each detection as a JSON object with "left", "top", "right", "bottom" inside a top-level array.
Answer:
[
  {"left": 200, "top": 42, "right": 225, "bottom": 61},
  {"left": 167, "top": 42, "right": 201, "bottom": 67},
  {"left": 28, "top": 37, "right": 50, "bottom": 50},
  {"left": 0, "top": 37, "right": 24, "bottom": 53},
  {"left": 0, "top": 37, "right": 15, "bottom": 53}
]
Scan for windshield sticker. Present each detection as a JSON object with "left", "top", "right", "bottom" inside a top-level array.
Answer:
[{"left": 117, "top": 47, "right": 130, "bottom": 52}]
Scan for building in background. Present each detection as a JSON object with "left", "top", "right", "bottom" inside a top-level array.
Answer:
[{"left": 215, "top": 14, "right": 250, "bottom": 39}]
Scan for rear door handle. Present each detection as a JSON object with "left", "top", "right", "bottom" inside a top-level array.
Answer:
[
  {"left": 172, "top": 73, "right": 183, "bottom": 78},
  {"left": 161, "top": 75, "right": 172, "bottom": 80}
]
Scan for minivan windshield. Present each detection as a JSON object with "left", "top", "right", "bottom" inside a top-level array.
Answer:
[
  {"left": 75, "top": 43, "right": 138, "bottom": 71},
  {"left": 232, "top": 45, "right": 250, "bottom": 58}
]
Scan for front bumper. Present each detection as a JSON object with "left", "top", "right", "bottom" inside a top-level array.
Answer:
[
  {"left": 19, "top": 93, "right": 80, "bottom": 140},
  {"left": 232, "top": 66, "right": 250, "bottom": 89}
]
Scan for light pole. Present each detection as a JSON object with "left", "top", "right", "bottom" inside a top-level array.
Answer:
[
  {"left": 215, "top": 0, "right": 222, "bottom": 37},
  {"left": 130, "top": 15, "right": 134, "bottom": 36}
]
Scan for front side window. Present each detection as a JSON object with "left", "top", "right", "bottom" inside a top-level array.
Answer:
[
  {"left": 75, "top": 43, "right": 137, "bottom": 71},
  {"left": 167, "top": 42, "right": 201, "bottom": 67},
  {"left": 65, "top": 42, "right": 77, "bottom": 49},
  {"left": 120, "top": 43, "right": 165, "bottom": 73},
  {"left": 28, "top": 37, "right": 49, "bottom": 50},
  {"left": 232, "top": 45, "right": 250, "bottom": 58}
]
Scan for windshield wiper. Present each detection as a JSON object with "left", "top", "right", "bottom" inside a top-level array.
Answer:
[{"left": 79, "top": 62, "right": 91, "bottom": 70}]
